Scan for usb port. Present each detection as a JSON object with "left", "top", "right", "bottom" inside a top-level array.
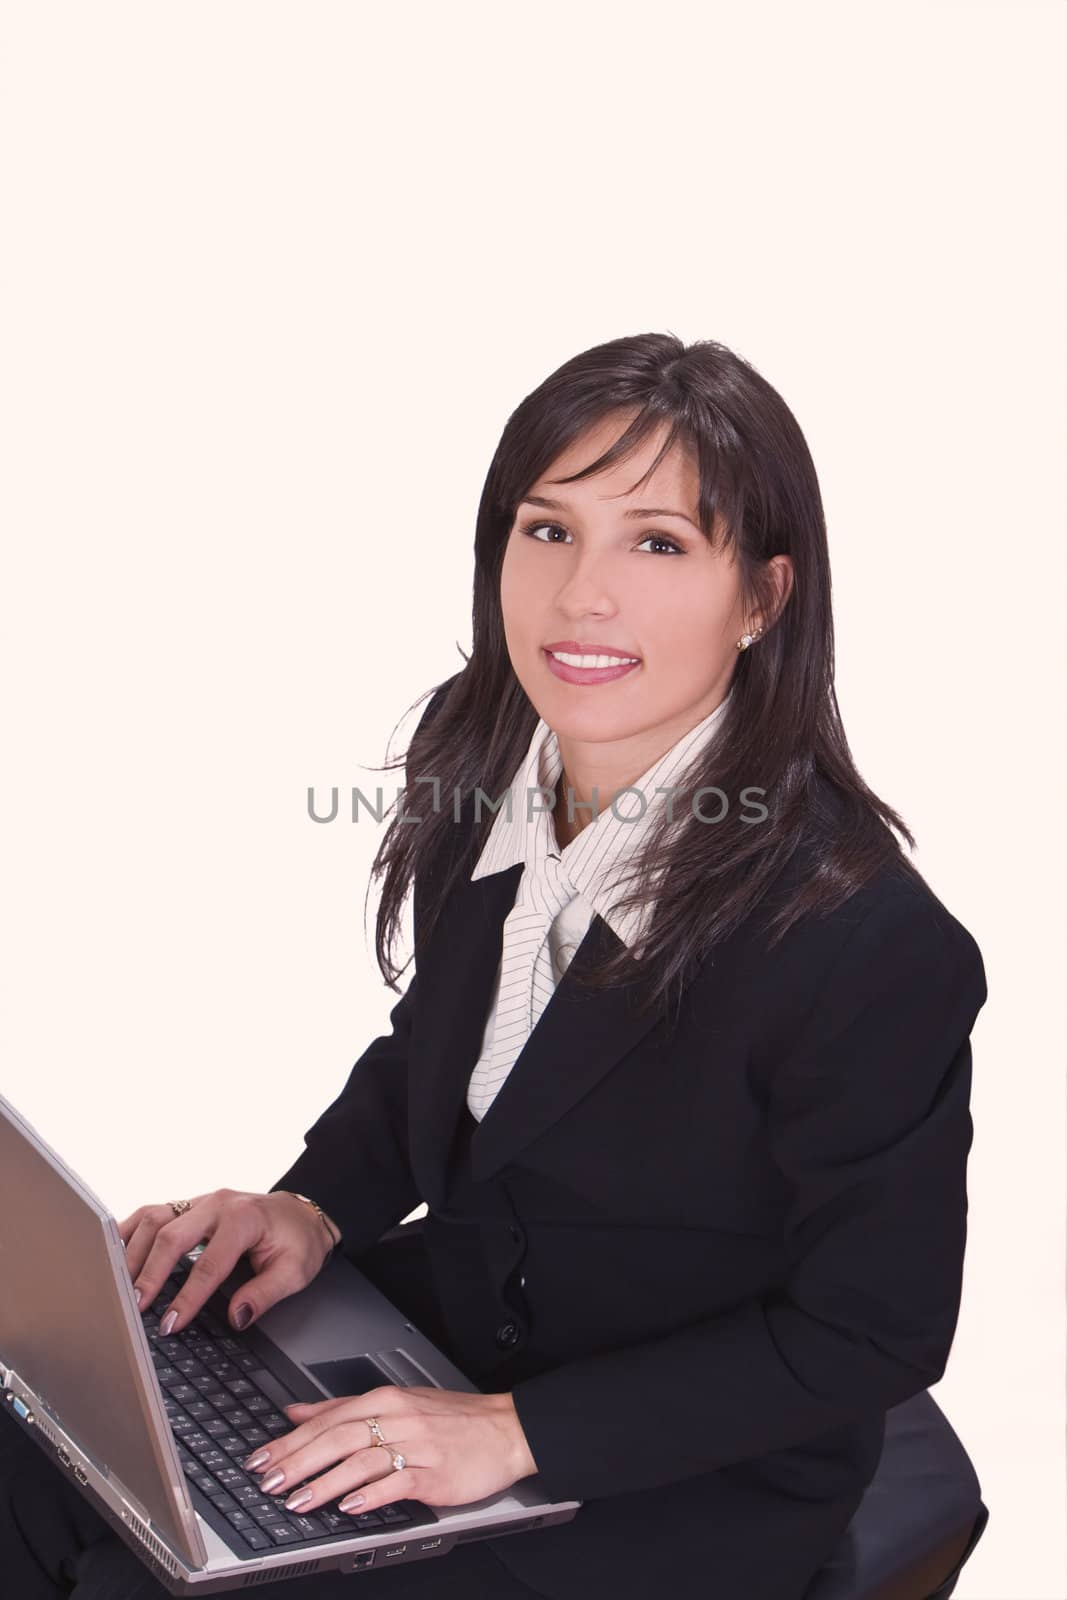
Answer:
[
  {"left": 419, "top": 1537, "right": 443, "bottom": 1550},
  {"left": 384, "top": 1544, "right": 408, "bottom": 1558}
]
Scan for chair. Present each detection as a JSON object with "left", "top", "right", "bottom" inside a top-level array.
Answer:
[{"left": 804, "top": 1390, "right": 989, "bottom": 1600}]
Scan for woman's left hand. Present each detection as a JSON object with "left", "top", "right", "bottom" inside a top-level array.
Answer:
[{"left": 242, "top": 1386, "right": 539, "bottom": 1517}]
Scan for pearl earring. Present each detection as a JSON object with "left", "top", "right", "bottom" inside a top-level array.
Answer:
[{"left": 736, "top": 626, "right": 764, "bottom": 651}]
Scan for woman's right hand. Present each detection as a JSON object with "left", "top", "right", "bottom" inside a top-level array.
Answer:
[{"left": 117, "top": 1189, "right": 340, "bottom": 1336}]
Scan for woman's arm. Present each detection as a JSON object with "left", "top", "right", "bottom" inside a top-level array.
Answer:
[
  {"left": 268, "top": 974, "right": 422, "bottom": 1258},
  {"left": 508, "top": 887, "right": 989, "bottom": 1502},
  {"left": 267, "top": 677, "right": 458, "bottom": 1254}
]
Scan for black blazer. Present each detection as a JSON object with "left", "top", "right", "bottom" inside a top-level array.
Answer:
[{"left": 271, "top": 697, "right": 988, "bottom": 1600}]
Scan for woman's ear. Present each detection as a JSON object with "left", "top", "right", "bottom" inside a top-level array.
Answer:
[{"left": 753, "top": 554, "right": 794, "bottom": 634}]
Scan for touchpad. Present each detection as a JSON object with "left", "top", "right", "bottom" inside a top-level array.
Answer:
[{"left": 306, "top": 1354, "right": 391, "bottom": 1397}]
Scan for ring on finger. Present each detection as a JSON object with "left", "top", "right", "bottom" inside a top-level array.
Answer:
[{"left": 366, "top": 1416, "right": 387, "bottom": 1448}]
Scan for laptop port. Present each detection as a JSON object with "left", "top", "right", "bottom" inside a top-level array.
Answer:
[
  {"left": 350, "top": 1550, "right": 375, "bottom": 1569},
  {"left": 56, "top": 1448, "right": 72, "bottom": 1469},
  {"left": 419, "top": 1537, "right": 443, "bottom": 1550},
  {"left": 73, "top": 1465, "right": 88, "bottom": 1484},
  {"left": 384, "top": 1544, "right": 408, "bottom": 1558}
]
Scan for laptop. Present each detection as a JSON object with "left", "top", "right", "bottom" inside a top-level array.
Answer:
[{"left": 0, "top": 1090, "right": 581, "bottom": 1592}]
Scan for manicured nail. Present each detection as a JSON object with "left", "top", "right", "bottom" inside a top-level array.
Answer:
[
  {"left": 133, "top": 1288, "right": 142, "bottom": 1307},
  {"left": 261, "top": 1470, "right": 285, "bottom": 1493},
  {"left": 339, "top": 1493, "right": 364, "bottom": 1512},
  {"left": 244, "top": 1450, "right": 270, "bottom": 1471},
  {"left": 284, "top": 1488, "right": 313, "bottom": 1511},
  {"left": 233, "top": 1303, "right": 253, "bottom": 1330},
  {"left": 160, "top": 1308, "right": 178, "bottom": 1336}
]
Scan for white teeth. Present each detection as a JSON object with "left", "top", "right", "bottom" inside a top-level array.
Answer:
[{"left": 550, "top": 652, "right": 639, "bottom": 669}]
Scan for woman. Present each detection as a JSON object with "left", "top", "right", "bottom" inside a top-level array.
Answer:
[{"left": 1, "top": 333, "right": 988, "bottom": 1598}]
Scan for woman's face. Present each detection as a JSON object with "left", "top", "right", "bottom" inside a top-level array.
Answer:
[{"left": 500, "top": 412, "right": 766, "bottom": 754}]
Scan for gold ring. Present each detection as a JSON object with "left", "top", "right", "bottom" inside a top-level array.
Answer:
[
  {"left": 387, "top": 1449, "right": 406, "bottom": 1472},
  {"left": 366, "top": 1416, "right": 387, "bottom": 1448},
  {"left": 168, "top": 1200, "right": 192, "bottom": 1216}
]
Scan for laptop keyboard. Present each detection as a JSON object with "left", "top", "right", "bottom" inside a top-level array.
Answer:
[{"left": 140, "top": 1260, "right": 436, "bottom": 1556}]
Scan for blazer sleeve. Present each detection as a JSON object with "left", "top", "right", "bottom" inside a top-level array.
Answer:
[
  {"left": 508, "top": 884, "right": 989, "bottom": 1502},
  {"left": 267, "top": 674, "right": 459, "bottom": 1255},
  {"left": 267, "top": 974, "right": 422, "bottom": 1258}
]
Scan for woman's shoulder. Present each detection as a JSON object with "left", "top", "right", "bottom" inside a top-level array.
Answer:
[{"left": 733, "top": 802, "right": 988, "bottom": 1066}]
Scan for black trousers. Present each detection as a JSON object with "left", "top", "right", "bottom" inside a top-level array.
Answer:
[{"left": 0, "top": 1225, "right": 548, "bottom": 1598}]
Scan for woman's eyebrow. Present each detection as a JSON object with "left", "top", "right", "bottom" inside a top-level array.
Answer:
[{"left": 519, "top": 494, "right": 699, "bottom": 530}]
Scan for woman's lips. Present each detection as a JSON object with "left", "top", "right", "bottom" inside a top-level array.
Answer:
[{"left": 543, "top": 647, "right": 642, "bottom": 686}]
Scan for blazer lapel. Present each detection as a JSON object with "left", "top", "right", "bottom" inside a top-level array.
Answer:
[{"left": 408, "top": 858, "right": 672, "bottom": 1207}]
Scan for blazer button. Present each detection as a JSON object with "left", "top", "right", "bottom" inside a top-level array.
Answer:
[{"left": 495, "top": 1321, "right": 521, "bottom": 1350}]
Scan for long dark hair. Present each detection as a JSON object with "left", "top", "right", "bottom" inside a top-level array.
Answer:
[{"left": 367, "top": 332, "right": 922, "bottom": 1020}]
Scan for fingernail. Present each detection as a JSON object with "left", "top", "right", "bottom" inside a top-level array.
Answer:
[
  {"left": 233, "top": 1303, "right": 253, "bottom": 1330},
  {"left": 160, "top": 1308, "right": 178, "bottom": 1336},
  {"left": 339, "top": 1493, "right": 364, "bottom": 1512},
  {"left": 261, "top": 1470, "right": 285, "bottom": 1493},
  {"left": 284, "top": 1488, "right": 313, "bottom": 1511},
  {"left": 244, "top": 1450, "right": 270, "bottom": 1471},
  {"left": 133, "top": 1288, "right": 142, "bottom": 1307}
]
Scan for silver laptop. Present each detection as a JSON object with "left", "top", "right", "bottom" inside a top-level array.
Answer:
[{"left": 0, "top": 1090, "right": 581, "bottom": 1593}]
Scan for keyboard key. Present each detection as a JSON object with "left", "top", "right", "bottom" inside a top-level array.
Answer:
[
  {"left": 352, "top": 1509, "right": 384, "bottom": 1529},
  {"left": 266, "top": 1523, "right": 301, "bottom": 1544},
  {"left": 232, "top": 1484, "right": 266, "bottom": 1505},
  {"left": 175, "top": 1358, "right": 209, "bottom": 1378},
  {"left": 241, "top": 1528, "right": 272, "bottom": 1551},
  {"left": 289, "top": 1512, "right": 329, "bottom": 1538},
  {"left": 379, "top": 1503, "right": 412, "bottom": 1524},
  {"left": 316, "top": 1507, "right": 352, "bottom": 1533}
]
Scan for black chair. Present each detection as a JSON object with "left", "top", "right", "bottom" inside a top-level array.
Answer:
[{"left": 804, "top": 1390, "right": 989, "bottom": 1600}]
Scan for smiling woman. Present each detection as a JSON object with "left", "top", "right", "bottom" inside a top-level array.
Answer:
[{"left": 3, "top": 333, "right": 988, "bottom": 1600}]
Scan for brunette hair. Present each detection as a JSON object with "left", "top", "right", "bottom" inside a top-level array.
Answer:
[{"left": 366, "top": 332, "right": 922, "bottom": 1019}]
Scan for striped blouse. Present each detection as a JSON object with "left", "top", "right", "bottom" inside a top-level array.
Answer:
[{"left": 466, "top": 691, "right": 732, "bottom": 1122}]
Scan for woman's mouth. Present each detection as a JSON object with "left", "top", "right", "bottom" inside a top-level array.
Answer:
[{"left": 542, "top": 646, "right": 642, "bottom": 686}]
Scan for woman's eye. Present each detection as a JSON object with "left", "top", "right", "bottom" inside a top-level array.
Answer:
[
  {"left": 636, "top": 534, "right": 684, "bottom": 556},
  {"left": 520, "top": 521, "right": 683, "bottom": 556},
  {"left": 523, "top": 522, "right": 570, "bottom": 543}
]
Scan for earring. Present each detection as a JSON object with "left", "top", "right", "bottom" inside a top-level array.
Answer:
[{"left": 736, "top": 626, "right": 764, "bottom": 651}]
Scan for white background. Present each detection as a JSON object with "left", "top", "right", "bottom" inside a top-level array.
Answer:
[{"left": 1, "top": 4, "right": 1063, "bottom": 1596}]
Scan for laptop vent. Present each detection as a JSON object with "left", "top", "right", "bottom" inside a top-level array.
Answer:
[
  {"left": 34, "top": 1412, "right": 64, "bottom": 1451},
  {"left": 124, "top": 1515, "right": 182, "bottom": 1579},
  {"left": 242, "top": 1559, "right": 318, "bottom": 1584}
]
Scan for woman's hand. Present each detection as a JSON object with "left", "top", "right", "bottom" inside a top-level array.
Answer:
[
  {"left": 117, "top": 1188, "right": 339, "bottom": 1334},
  {"left": 242, "top": 1385, "right": 539, "bottom": 1516}
]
